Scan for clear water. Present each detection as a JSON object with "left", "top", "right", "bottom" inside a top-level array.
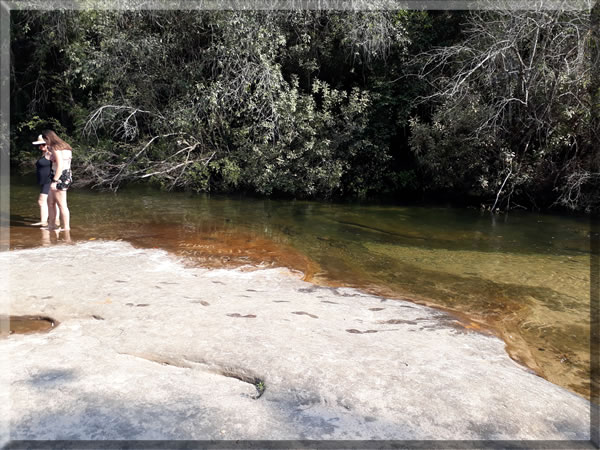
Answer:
[{"left": 8, "top": 178, "right": 591, "bottom": 397}]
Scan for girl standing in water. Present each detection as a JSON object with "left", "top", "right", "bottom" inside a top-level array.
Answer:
[
  {"left": 31, "top": 135, "right": 59, "bottom": 227},
  {"left": 42, "top": 130, "right": 73, "bottom": 231}
]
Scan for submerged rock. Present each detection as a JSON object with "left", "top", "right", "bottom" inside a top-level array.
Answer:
[{"left": 0, "top": 241, "right": 590, "bottom": 441}]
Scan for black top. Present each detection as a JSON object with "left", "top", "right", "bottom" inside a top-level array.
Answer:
[{"left": 36, "top": 156, "right": 52, "bottom": 185}]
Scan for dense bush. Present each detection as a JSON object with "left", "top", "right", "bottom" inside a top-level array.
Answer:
[{"left": 10, "top": 6, "right": 598, "bottom": 211}]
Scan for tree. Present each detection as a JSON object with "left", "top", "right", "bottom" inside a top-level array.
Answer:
[
  {"left": 409, "top": 3, "right": 596, "bottom": 211},
  {"left": 12, "top": 9, "right": 410, "bottom": 198}
]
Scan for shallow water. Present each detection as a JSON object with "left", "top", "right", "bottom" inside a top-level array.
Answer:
[
  {"left": 0, "top": 316, "right": 58, "bottom": 336},
  {"left": 7, "top": 178, "right": 591, "bottom": 397}
]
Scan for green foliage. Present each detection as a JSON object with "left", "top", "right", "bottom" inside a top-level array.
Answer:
[
  {"left": 208, "top": 159, "right": 242, "bottom": 192},
  {"left": 409, "top": 8, "right": 593, "bottom": 211},
  {"left": 9, "top": 9, "right": 420, "bottom": 198},
  {"left": 9, "top": 8, "right": 594, "bottom": 211},
  {"left": 409, "top": 94, "right": 498, "bottom": 195},
  {"left": 182, "top": 162, "right": 211, "bottom": 193}
]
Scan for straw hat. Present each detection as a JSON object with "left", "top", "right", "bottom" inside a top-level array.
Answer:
[{"left": 32, "top": 135, "right": 46, "bottom": 145}]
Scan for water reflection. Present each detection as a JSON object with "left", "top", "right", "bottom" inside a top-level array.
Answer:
[
  {"left": 39, "top": 229, "right": 71, "bottom": 246},
  {"left": 8, "top": 179, "right": 591, "bottom": 398}
]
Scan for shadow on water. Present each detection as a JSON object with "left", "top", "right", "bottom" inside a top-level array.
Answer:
[
  {"left": 9, "top": 214, "right": 38, "bottom": 228},
  {"left": 7, "top": 180, "right": 592, "bottom": 398}
]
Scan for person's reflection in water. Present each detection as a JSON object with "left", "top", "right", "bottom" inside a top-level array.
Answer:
[
  {"left": 40, "top": 229, "right": 70, "bottom": 246},
  {"left": 40, "top": 229, "right": 51, "bottom": 246}
]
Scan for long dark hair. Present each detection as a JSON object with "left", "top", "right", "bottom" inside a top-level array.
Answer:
[{"left": 41, "top": 130, "right": 72, "bottom": 150}]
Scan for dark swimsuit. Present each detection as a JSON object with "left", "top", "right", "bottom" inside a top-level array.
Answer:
[{"left": 36, "top": 156, "right": 52, "bottom": 194}]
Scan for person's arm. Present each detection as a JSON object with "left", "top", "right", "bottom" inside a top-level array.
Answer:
[{"left": 51, "top": 150, "right": 63, "bottom": 189}]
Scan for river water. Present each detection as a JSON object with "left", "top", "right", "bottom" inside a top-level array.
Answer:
[{"left": 7, "top": 178, "right": 591, "bottom": 398}]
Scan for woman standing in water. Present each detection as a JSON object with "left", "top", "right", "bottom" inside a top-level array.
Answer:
[
  {"left": 42, "top": 130, "right": 73, "bottom": 231},
  {"left": 31, "top": 135, "right": 54, "bottom": 226}
]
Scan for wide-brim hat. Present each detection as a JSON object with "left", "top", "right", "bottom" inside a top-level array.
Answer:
[{"left": 32, "top": 135, "right": 46, "bottom": 145}]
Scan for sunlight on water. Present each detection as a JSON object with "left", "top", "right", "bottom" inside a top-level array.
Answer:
[{"left": 8, "top": 178, "right": 591, "bottom": 397}]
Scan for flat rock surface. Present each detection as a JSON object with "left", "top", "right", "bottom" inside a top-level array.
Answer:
[{"left": 0, "top": 241, "right": 590, "bottom": 441}]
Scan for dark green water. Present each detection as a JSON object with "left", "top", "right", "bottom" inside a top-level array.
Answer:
[{"left": 8, "top": 178, "right": 591, "bottom": 397}]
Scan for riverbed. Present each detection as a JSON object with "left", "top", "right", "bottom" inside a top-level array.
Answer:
[{"left": 7, "top": 178, "right": 591, "bottom": 397}]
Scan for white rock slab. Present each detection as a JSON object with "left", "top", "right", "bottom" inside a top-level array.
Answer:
[{"left": 0, "top": 241, "right": 590, "bottom": 441}]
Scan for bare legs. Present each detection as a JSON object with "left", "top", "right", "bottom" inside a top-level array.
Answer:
[
  {"left": 33, "top": 193, "right": 60, "bottom": 226},
  {"left": 48, "top": 189, "right": 70, "bottom": 230},
  {"left": 47, "top": 191, "right": 57, "bottom": 230},
  {"left": 36, "top": 193, "right": 49, "bottom": 226}
]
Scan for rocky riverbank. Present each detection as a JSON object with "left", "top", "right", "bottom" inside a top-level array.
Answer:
[{"left": 0, "top": 241, "right": 590, "bottom": 441}]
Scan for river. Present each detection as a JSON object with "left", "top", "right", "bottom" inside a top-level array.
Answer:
[{"left": 7, "top": 178, "right": 591, "bottom": 398}]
